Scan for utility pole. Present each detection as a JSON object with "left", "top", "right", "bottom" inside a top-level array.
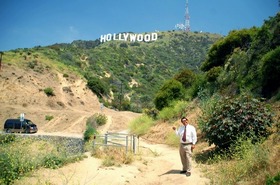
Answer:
[
  {"left": 119, "top": 82, "right": 123, "bottom": 111},
  {"left": 111, "top": 80, "right": 123, "bottom": 111},
  {"left": 0, "top": 51, "right": 3, "bottom": 71}
]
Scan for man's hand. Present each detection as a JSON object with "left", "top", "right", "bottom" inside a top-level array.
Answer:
[
  {"left": 191, "top": 145, "right": 195, "bottom": 152},
  {"left": 172, "top": 126, "right": 176, "bottom": 130}
]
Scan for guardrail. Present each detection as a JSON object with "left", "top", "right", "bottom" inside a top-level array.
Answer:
[{"left": 93, "top": 132, "right": 139, "bottom": 154}]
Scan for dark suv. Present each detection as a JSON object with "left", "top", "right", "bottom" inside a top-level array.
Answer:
[{"left": 4, "top": 119, "right": 38, "bottom": 133}]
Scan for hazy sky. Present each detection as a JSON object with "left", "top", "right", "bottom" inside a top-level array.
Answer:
[{"left": 0, "top": 0, "right": 279, "bottom": 51}]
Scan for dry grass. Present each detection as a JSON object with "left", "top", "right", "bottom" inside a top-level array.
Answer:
[
  {"left": 91, "top": 146, "right": 134, "bottom": 167},
  {"left": 195, "top": 132, "right": 280, "bottom": 185}
]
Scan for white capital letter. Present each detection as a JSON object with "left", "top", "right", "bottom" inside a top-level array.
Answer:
[
  {"left": 100, "top": 35, "right": 106, "bottom": 43},
  {"left": 151, "top": 33, "right": 158, "bottom": 41},
  {"left": 119, "top": 33, "right": 124, "bottom": 41},
  {"left": 144, "top": 34, "right": 151, "bottom": 42},
  {"left": 123, "top": 33, "right": 129, "bottom": 41},
  {"left": 130, "top": 34, "right": 137, "bottom": 42},
  {"left": 113, "top": 33, "right": 117, "bottom": 40},
  {"left": 106, "top": 34, "right": 112, "bottom": 41},
  {"left": 137, "top": 34, "right": 144, "bottom": 42}
]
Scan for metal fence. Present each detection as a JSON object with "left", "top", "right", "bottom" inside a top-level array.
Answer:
[{"left": 93, "top": 132, "right": 139, "bottom": 154}]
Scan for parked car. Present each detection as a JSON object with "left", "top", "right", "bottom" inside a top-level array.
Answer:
[{"left": 4, "top": 119, "right": 38, "bottom": 133}]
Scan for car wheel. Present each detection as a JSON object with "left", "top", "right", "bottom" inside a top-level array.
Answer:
[{"left": 6, "top": 129, "right": 11, "bottom": 133}]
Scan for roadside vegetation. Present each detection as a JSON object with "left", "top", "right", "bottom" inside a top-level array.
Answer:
[{"left": 0, "top": 134, "right": 85, "bottom": 185}]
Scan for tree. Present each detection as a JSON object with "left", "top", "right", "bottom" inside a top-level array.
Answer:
[
  {"left": 201, "top": 29, "right": 254, "bottom": 71},
  {"left": 261, "top": 47, "right": 280, "bottom": 97},
  {"left": 154, "top": 79, "right": 185, "bottom": 110},
  {"left": 87, "top": 77, "right": 109, "bottom": 98},
  {"left": 174, "top": 68, "right": 196, "bottom": 88}
]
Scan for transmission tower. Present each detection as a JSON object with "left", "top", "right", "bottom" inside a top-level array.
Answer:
[
  {"left": 175, "top": 0, "right": 191, "bottom": 31},
  {"left": 185, "top": 0, "right": 190, "bottom": 32}
]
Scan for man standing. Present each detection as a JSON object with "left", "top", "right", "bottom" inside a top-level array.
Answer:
[{"left": 172, "top": 117, "right": 197, "bottom": 176}]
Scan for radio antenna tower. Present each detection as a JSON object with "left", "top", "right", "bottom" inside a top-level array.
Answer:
[
  {"left": 185, "top": 0, "right": 190, "bottom": 32},
  {"left": 175, "top": 0, "right": 191, "bottom": 31}
]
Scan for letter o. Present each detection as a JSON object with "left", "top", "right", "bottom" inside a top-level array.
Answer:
[
  {"left": 137, "top": 34, "right": 144, "bottom": 42},
  {"left": 144, "top": 34, "right": 151, "bottom": 42}
]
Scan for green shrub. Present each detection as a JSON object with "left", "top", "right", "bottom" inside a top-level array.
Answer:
[
  {"left": 84, "top": 113, "right": 107, "bottom": 141},
  {"left": 43, "top": 154, "right": 64, "bottom": 169},
  {"left": 158, "top": 101, "right": 188, "bottom": 122},
  {"left": 27, "top": 60, "right": 38, "bottom": 69},
  {"left": 0, "top": 153, "right": 17, "bottom": 185},
  {"left": 174, "top": 68, "right": 196, "bottom": 88},
  {"left": 86, "top": 113, "right": 107, "bottom": 128},
  {"left": 120, "top": 43, "right": 128, "bottom": 48},
  {"left": 45, "top": 115, "right": 54, "bottom": 121},
  {"left": 143, "top": 107, "right": 159, "bottom": 120},
  {"left": 86, "top": 116, "right": 97, "bottom": 129},
  {"left": 261, "top": 46, "right": 280, "bottom": 98},
  {"left": 129, "top": 115, "right": 155, "bottom": 136},
  {"left": 95, "top": 113, "right": 107, "bottom": 126},
  {"left": 154, "top": 79, "right": 185, "bottom": 110},
  {"left": 199, "top": 94, "right": 273, "bottom": 148},
  {"left": 86, "top": 77, "right": 109, "bottom": 98},
  {"left": 158, "top": 106, "right": 176, "bottom": 122},
  {"left": 166, "top": 132, "right": 179, "bottom": 147},
  {"left": 0, "top": 134, "right": 16, "bottom": 145},
  {"left": 83, "top": 125, "right": 97, "bottom": 142},
  {"left": 266, "top": 172, "right": 280, "bottom": 185},
  {"left": 44, "top": 87, "right": 55, "bottom": 96},
  {"left": 63, "top": 73, "right": 69, "bottom": 78},
  {"left": 187, "top": 73, "right": 208, "bottom": 99},
  {"left": 206, "top": 66, "right": 222, "bottom": 82}
]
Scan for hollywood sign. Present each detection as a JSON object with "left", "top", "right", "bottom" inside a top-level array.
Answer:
[{"left": 100, "top": 32, "right": 158, "bottom": 43}]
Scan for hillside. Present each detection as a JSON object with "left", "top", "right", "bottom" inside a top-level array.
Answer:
[
  {"left": 0, "top": 38, "right": 212, "bottom": 184},
  {"left": 0, "top": 62, "right": 140, "bottom": 134},
  {"left": 2, "top": 31, "right": 221, "bottom": 112}
]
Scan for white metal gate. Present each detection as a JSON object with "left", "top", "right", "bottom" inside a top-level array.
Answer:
[{"left": 93, "top": 132, "right": 139, "bottom": 154}]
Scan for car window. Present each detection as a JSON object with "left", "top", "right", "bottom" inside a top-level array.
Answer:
[{"left": 26, "top": 120, "right": 33, "bottom": 124}]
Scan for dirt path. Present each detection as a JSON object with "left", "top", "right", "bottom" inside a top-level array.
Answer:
[
  {"left": 14, "top": 136, "right": 209, "bottom": 185},
  {"left": 12, "top": 106, "right": 210, "bottom": 185}
]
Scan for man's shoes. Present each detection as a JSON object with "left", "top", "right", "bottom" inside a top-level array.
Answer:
[
  {"left": 186, "top": 171, "right": 191, "bottom": 176},
  {"left": 180, "top": 170, "right": 187, "bottom": 174}
]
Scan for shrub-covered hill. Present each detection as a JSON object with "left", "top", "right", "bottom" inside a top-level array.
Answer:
[
  {"left": 200, "top": 12, "right": 280, "bottom": 100},
  {"left": 3, "top": 31, "right": 221, "bottom": 112}
]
